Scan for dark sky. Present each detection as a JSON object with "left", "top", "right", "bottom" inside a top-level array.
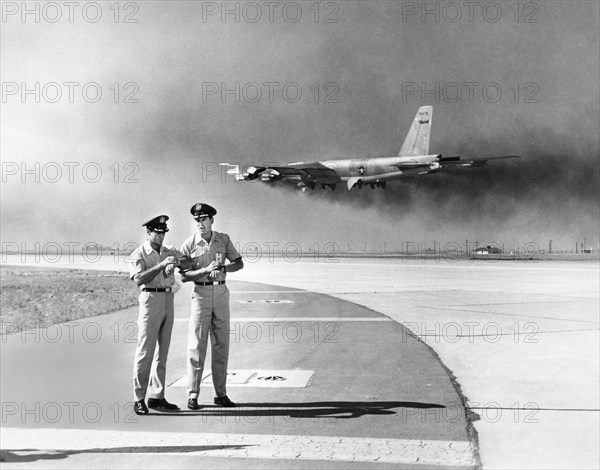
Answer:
[{"left": 2, "top": 1, "right": 598, "bottom": 253}]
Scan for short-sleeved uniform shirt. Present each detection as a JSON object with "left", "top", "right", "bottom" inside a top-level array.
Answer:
[
  {"left": 128, "top": 241, "right": 183, "bottom": 289},
  {"left": 180, "top": 231, "right": 241, "bottom": 283}
]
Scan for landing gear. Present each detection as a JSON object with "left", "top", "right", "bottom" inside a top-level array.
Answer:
[
  {"left": 321, "top": 183, "right": 337, "bottom": 191},
  {"left": 298, "top": 181, "right": 316, "bottom": 191},
  {"left": 348, "top": 179, "right": 386, "bottom": 190}
]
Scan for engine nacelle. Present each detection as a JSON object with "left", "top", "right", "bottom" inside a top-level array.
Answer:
[
  {"left": 245, "top": 166, "right": 266, "bottom": 180},
  {"left": 260, "top": 169, "right": 280, "bottom": 182}
]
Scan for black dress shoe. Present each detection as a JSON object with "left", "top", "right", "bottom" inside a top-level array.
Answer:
[
  {"left": 188, "top": 398, "right": 201, "bottom": 410},
  {"left": 214, "top": 395, "right": 236, "bottom": 407},
  {"left": 147, "top": 398, "right": 180, "bottom": 410},
  {"left": 133, "top": 399, "right": 149, "bottom": 415}
]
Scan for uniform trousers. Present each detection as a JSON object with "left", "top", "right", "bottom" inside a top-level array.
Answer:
[
  {"left": 187, "top": 284, "right": 230, "bottom": 398},
  {"left": 133, "top": 291, "right": 174, "bottom": 401}
]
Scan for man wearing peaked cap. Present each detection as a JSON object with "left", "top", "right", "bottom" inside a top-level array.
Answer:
[
  {"left": 190, "top": 203, "right": 217, "bottom": 218},
  {"left": 143, "top": 215, "right": 170, "bottom": 232},
  {"left": 128, "top": 214, "right": 183, "bottom": 415},
  {"left": 179, "top": 203, "right": 244, "bottom": 410}
]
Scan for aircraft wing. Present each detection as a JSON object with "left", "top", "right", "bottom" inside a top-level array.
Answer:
[
  {"left": 220, "top": 162, "right": 341, "bottom": 189},
  {"left": 259, "top": 163, "right": 342, "bottom": 190},
  {"left": 264, "top": 163, "right": 340, "bottom": 179},
  {"left": 388, "top": 155, "right": 521, "bottom": 176},
  {"left": 438, "top": 155, "right": 521, "bottom": 167}
]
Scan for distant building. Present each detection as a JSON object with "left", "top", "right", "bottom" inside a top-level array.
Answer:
[{"left": 474, "top": 245, "right": 502, "bottom": 255}]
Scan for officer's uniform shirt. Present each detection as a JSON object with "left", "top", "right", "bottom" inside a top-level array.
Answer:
[
  {"left": 128, "top": 241, "right": 182, "bottom": 289},
  {"left": 180, "top": 231, "right": 240, "bottom": 283}
]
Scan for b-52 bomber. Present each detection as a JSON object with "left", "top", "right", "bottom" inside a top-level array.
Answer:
[{"left": 220, "top": 106, "right": 520, "bottom": 191}]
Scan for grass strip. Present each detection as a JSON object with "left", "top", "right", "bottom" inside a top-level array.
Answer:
[{"left": 0, "top": 265, "right": 178, "bottom": 334}]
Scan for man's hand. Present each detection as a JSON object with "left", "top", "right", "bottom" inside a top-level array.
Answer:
[
  {"left": 160, "top": 256, "right": 178, "bottom": 278},
  {"left": 208, "top": 268, "right": 224, "bottom": 279},
  {"left": 205, "top": 261, "right": 221, "bottom": 272},
  {"left": 134, "top": 255, "right": 179, "bottom": 287},
  {"left": 179, "top": 261, "right": 222, "bottom": 282},
  {"left": 161, "top": 256, "right": 178, "bottom": 268},
  {"left": 164, "top": 264, "right": 176, "bottom": 276},
  {"left": 207, "top": 261, "right": 225, "bottom": 279}
]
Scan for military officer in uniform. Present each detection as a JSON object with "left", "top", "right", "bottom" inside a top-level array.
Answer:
[
  {"left": 129, "top": 215, "right": 182, "bottom": 415},
  {"left": 179, "top": 203, "right": 244, "bottom": 410}
]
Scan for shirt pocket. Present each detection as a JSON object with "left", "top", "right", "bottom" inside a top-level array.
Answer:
[
  {"left": 191, "top": 248, "right": 211, "bottom": 268},
  {"left": 212, "top": 241, "right": 228, "bottom": 257}
]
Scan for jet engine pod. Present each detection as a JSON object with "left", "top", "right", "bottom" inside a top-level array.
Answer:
[
  {"left": 246, "top": 166, "right": 266, "bottom": 180},
  {"left": 260, "top": 169, "right": 280, "bottom": 182}
]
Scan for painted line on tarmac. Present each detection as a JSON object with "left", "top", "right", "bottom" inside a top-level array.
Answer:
[
  {"left": 230, "top": 290, "right": 311, "bottom": 294},
  {"left": 174, "top": 317, "right": 392, "bottom": 323},
  {"left": 452, "top": 300, "right": 592, "bottom": 306},
  {"left": 468, "top": 406, "right": 600, "bottom": 412},
  {"left": 265, "top": 261, "right": 599, "bottom": 272},
  {"left": 421, "top": 305, "right": 599, "bottom": 324},
  {"left": 1, "top": 428, "right": 477, "bottom": 467},
  {"left": 420, "top": 327, "right": 600, "bottom": 338}
]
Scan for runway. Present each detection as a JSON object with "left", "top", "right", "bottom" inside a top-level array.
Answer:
[{"left": 1, "top": 258, "right": 598, "bottom": 468}]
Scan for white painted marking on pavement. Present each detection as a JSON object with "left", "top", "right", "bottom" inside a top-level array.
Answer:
[
  {"left": 174, "top": 317, "right": 392, "bottom": 322},
  {"left": 169, "top": 369, "right": 314, "bottom": 388},
  {"left": 1, "top": 428, "right": 477, "bottom": 467},
  {"left": 230, "top": 290, "right": 309, "bottom": 294}
]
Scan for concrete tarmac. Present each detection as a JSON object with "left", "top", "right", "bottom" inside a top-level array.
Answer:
[
  {"left": 1, "top": 258, "right": 598, "bottom": 468},
  {"left": 1, "top": 279, "right": 477, "bottom": 468},
  {"left": 232, "top": 258, "right": 600, "bottom": 469}
]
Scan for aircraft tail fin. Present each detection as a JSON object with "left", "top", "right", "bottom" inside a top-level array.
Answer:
[{"left": 398, "top": 106, "right": 432, "bottom": 157}]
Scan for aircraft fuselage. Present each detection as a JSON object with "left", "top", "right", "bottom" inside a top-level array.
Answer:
[{"left": 290, "top": 154, "right": 441, "bottom": 182}]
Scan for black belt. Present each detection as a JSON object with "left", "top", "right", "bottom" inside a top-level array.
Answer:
[
  {"left": 194, "top": 281, "right": 225, "bottom": 286},
  {"left": 142, "top": 287, "right": 172, "bottom": 292}
]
